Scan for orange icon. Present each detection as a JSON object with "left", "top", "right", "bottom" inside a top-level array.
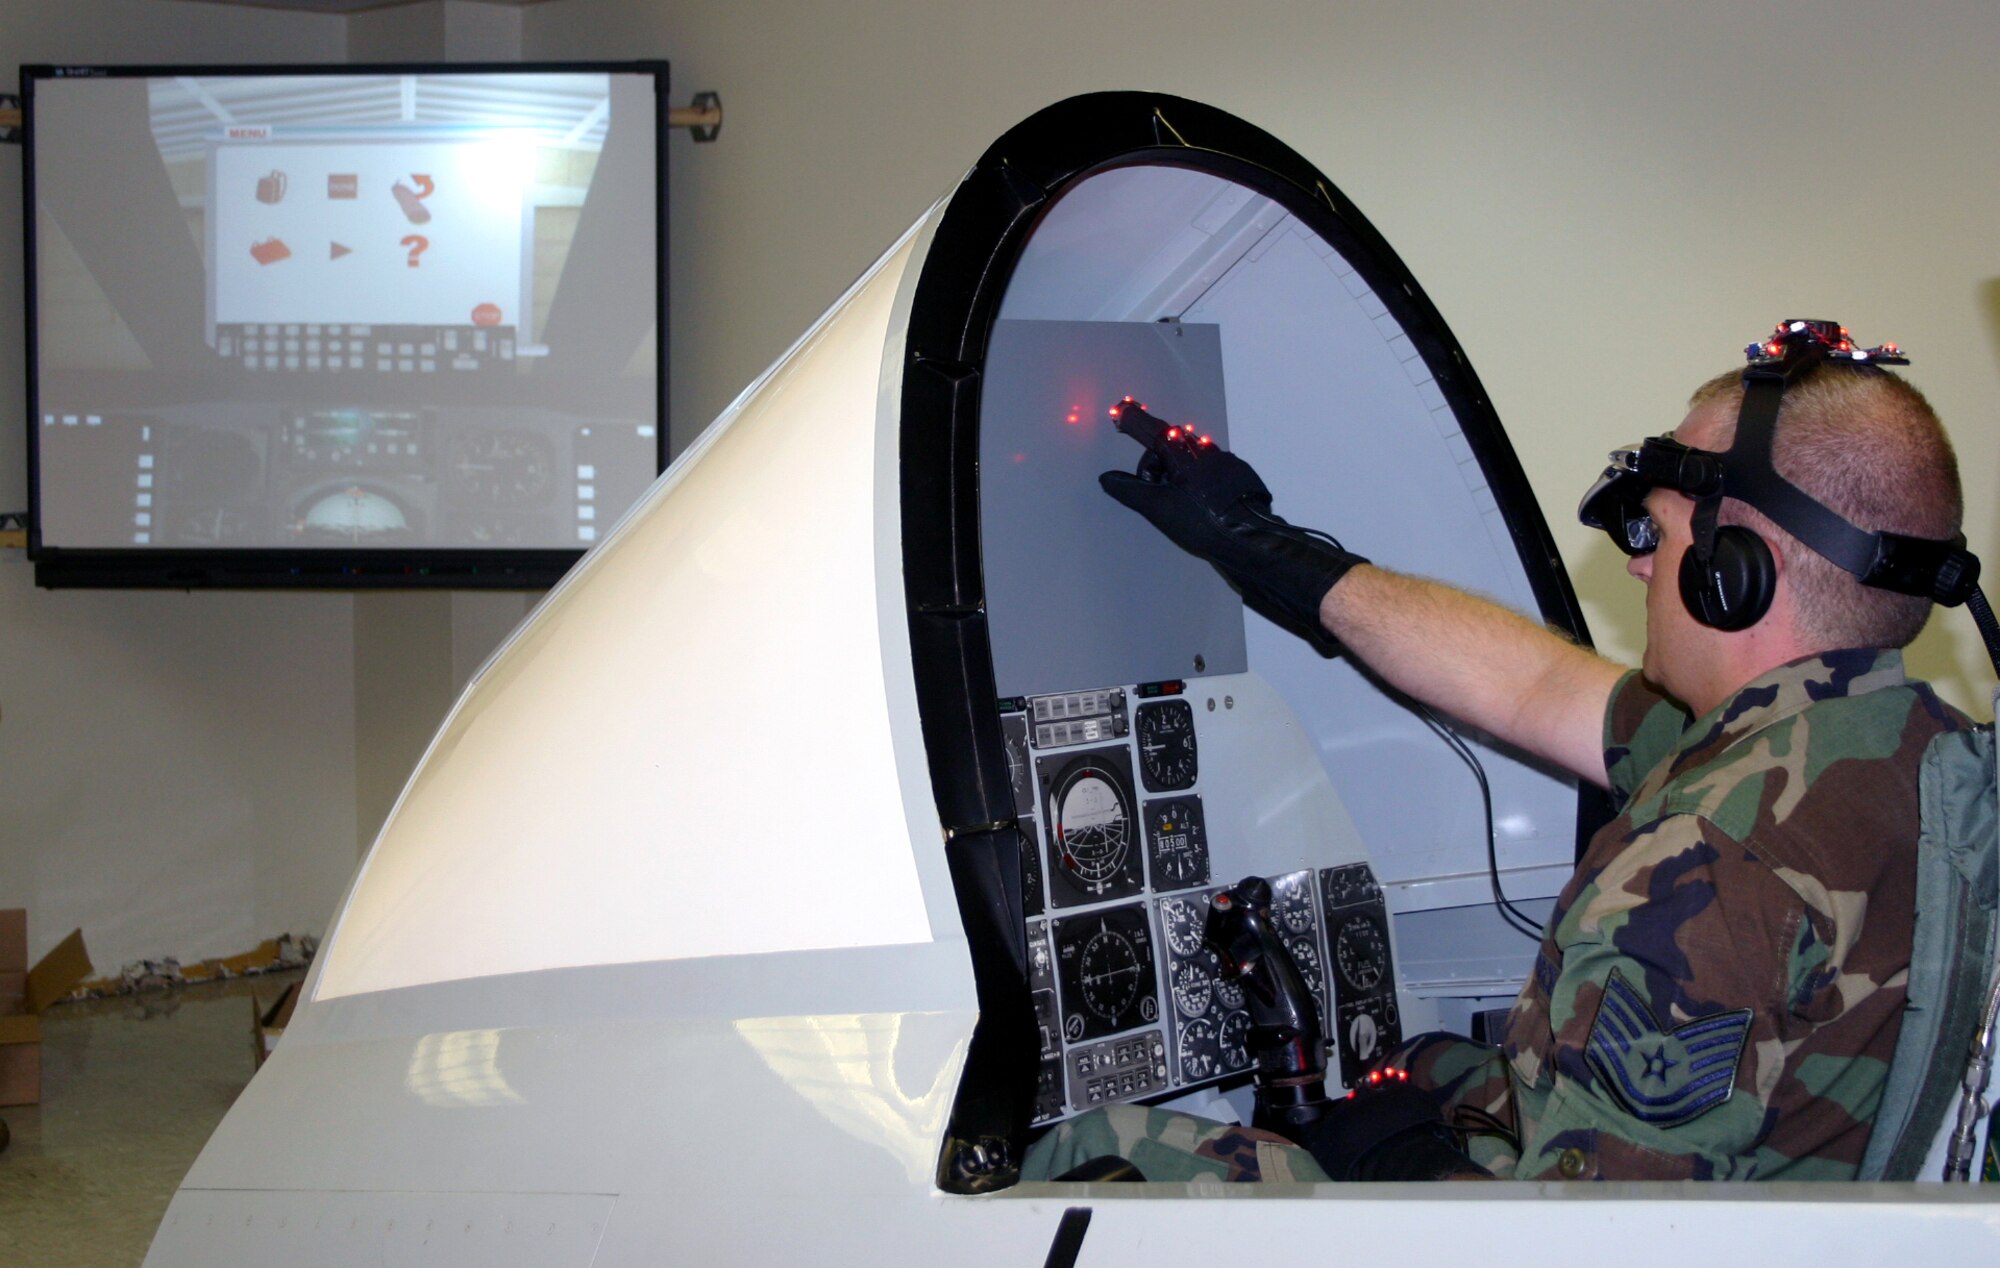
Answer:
[
  {"left": 391, "top": 174, "right": 434, "bottom": 224},
  {"left": 250, "top": 238, "right": 292, "bottom": 266},
  {"left": 256, "top": 171, "right": 287, "bottom": 204},
  {"left": 471, "top": 303, "right": 502, "bottom": 327}
]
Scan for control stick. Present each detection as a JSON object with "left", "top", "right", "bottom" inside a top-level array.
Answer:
[{"left": 1205, "top": 876, "right": 1330, "bottom": 1142}]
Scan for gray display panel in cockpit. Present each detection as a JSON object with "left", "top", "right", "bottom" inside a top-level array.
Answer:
[{"left": 978, "top": 319, "right": 1247, "bottom": 698}]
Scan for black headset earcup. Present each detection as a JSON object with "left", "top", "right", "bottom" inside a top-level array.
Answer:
[{"left": 1678, "top": 527, "right": 1776, "bottom": 631}]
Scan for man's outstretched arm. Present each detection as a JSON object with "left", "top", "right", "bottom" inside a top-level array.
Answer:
[
  {"left": 1321, "top": 566, "right": 1624, "bottom": 789},
  {"left": 1096, "top": 402, "right": 1624, "bottom": 788}
]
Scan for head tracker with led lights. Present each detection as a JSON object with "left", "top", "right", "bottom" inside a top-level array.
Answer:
[{"left": 1579, "top": 319, "right": 1982, "bottom": 634}]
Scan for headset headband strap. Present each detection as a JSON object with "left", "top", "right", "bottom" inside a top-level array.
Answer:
[{"left": 1712, "top": 363, "right": 1977, "bottom": 603}]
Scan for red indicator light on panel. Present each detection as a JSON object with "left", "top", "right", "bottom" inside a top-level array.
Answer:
[
  {"left": 1197, "top": 434, "right": 1213, "bottom": 447},
  {"left": 1166, "top": 427, "right": 1181, "bottom": 441},
  {"left": 1764, "top": 342, "right": 1783, "bottom": 358},
  {"left": 1885, "top": 342, "right": 1900, "bottom": 354}
]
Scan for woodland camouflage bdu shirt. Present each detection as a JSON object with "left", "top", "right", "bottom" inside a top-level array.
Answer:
[{"left": 1489, "top": 647, "right": 1966, "bottom": 1179}]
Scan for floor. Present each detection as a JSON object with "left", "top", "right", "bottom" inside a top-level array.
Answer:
[{"left": 0, "top": 970, "right": 305, "bottom": 1268}]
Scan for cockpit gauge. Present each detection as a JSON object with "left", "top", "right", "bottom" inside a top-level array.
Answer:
[
  {"left": 1218, "top": 1010, "right": 1252, "bottom": 1069},
  {"left": 1159, "top": 895, "right": 1208, "bottom": 959},
  {"left": 1000, "top": 712, "right": 1036, "bottom": 814},
  {"left": 1272, "top": 870, "right": 1317, "bottom": 936},
  {"left": 1176, "top": 1017, "right": 1219, "bottom": 1081},
  {"left": 1213, "top": 973, "right": 1245, "bottom": 1013},
  {"left": 1039, "top": 747, "right": 1144, "bottom": 907},
  {"left": 1333, "top": 913, "right": 1388, "bottom": 993},
  {"left": 1144, "top": 795, "right": 1210, "bottom": 891},
  {"left": 1018, "top": 818, "right": 1045, "bottom": 919},
  {"left": 1170, "top": 958, "right": 1214, "bottom": 1019},
  {"left": 1286, "top": 936, "right": 1325, "bottom": 1001},
  {"left": 1320, "top": 863, "right": 1403, "bottom": 1088},
  {"left": 447, "top": 429, "right": 555, "bottom": 507},
  {"left": 1135, "top": 698, "right": 1198, "bottom": 792},
  {"left": 1053, "top": 904, "right": 1160, "bottom": 1043}
]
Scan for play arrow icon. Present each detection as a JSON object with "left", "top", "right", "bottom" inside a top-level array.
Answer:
[{"left": 330, "top": 242, "right": 352, "bottom": 260}]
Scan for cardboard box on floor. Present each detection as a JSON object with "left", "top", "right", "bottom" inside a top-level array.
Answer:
[{"left": 0, "top": 910, "right": 95, "bottom": 1107}]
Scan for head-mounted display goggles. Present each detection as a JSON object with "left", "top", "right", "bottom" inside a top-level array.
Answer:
[{"left": 1575, "top": 320, "right": 1979, "bottom": 606}]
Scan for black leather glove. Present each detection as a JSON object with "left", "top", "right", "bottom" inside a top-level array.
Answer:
[
  {"left": 1301, "top": 1078, "right": 1485, "bottom": 1181},
  {"left": 1099, "top": 402, "right": 1366, "bottom": 647}
]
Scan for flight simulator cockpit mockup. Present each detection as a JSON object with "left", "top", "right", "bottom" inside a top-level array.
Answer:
[{"left": 143, "top": 94, "right": 1999, "bottom": 1267}]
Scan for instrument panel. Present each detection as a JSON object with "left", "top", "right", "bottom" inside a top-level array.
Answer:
[{"left": 1010, "top": 682, "right": 1404, "bottom": 1126}]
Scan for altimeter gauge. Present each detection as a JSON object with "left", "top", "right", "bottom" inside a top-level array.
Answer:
[{"left": 1144, "top": 795, "right": 1210, "bottom": 891}]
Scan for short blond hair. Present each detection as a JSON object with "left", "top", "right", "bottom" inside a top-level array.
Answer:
[{"left": 1687, "top": 364, "right": 1962, "bottom": 649}]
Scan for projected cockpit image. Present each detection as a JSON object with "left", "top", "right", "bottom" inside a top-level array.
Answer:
[
  {"left": 140, "top": 73, "right": 607, "bottom": 351},
  {"left": 26, "top": 65, "right": 663, "bottom": 570}
]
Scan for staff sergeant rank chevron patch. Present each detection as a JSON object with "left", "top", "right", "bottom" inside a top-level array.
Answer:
[{"left": 1584, "top": 970, "right": 1752, "bottom": 1128}]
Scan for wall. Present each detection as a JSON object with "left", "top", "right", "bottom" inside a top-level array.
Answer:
[
  {"left": 0, "top": 0, "right": 358, "bottom": 968},
  {"left": 0, "top": 0, "right": 533, "bottom": 970},
  {"left": 521, "top": 0, "right": 2000, "bottom": 716}
]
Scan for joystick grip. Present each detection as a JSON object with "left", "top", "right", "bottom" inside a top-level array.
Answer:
[{"left": 1205, "top": 877, "right": 1330, "bottom": 1141}]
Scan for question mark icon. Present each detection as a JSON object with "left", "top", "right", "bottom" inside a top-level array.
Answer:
[{"left": 401, "top": 235, "right": 429, "bottom": 268}]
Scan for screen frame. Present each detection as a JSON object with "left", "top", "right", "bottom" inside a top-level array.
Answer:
[{"left": 21, "top": 59, "right": 670, "bottom": 590}]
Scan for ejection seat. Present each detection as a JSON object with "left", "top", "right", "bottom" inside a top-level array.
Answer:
[{"left": 1858, "top": 687, "right": 1999, "bottom": 1182}]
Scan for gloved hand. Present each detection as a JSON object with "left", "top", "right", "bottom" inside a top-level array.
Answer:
[
  {"left": 1300, "top": 1073, "right": 1486, "bottom": 1181},
  {"left": 1099, "top": 401, "right": 1366, "bottom": 646}
]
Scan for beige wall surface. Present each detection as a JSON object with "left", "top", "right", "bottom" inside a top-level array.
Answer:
[
  {"left": 0, "top": 0, "right": 361, "bottom": 969},
  {"left": 523, "top": 0, "right": 2000, "bottom": 714}
]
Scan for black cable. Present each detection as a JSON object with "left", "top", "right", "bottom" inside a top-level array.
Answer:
[
  {"left": 1242, "top": 503, "right": 1350, "bottom": 554},
  {"left": 1239, "top": 499, "right": 1540, "bottom": 941},
  {"left": 1414, "top": 703, "right": 1544, "bottom": 943},
  {"left": 1966, "top": 584, "right": 2000, "bottom": 681}
]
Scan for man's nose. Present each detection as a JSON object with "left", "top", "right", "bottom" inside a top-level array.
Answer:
[{"left": 1628, "top": 552, "right": 1653, "bottom": 582}]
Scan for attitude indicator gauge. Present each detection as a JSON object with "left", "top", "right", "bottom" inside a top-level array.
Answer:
[
  {"left": 1135, "top": 698, "right": 1198, "bottom": 792},
  {"left": 1053, "top": 903, "right": 1161, "bottom": 1043},
  {"left": 1038, "top": 746, "right": 1143, "bottom": 907}
]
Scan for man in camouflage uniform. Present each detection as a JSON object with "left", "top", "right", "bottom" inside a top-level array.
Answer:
[{"left": 1027, "top": 346, "right": 1968, "bottom": 1182}]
